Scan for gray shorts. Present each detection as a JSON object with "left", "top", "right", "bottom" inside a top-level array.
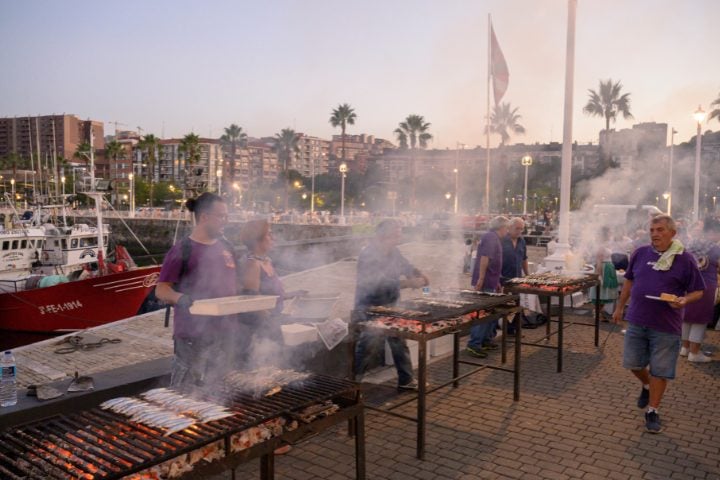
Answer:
[{"left": 622, "top": 323, "right": 680, "bottom": 380}]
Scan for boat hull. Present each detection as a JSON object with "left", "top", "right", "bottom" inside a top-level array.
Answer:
[{"left": 0, "top": 266, "right": 162, "bottom": 333}]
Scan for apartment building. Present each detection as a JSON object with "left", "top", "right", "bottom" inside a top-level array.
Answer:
[
  {"left": 329, "top": 134, "right": 394, "bottom": 174},
  {"left": 152, "top": 138, "right": 224, "bottom": 193},
  {"left": 599, "top": 122, "right": 668, "bottom": 169},
  {"left": 294, "top": 133, "right": 330, "bottom": 177}
]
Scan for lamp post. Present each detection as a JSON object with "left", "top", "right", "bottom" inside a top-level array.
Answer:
[
  {"left": 667, "top": 128, "right": 676, "bottom": 215},
  {"left": 453, "top": 168, "right": 459, "bottom": 214},
  {"left": 216, "top": 168, "right": 223, "bottom": 196},
  {"left": 339, "top": 162, "right": 348, "bottom": 223},
  {"left": 310, "top": 155, "right": 316, "bottom": 214},
  {"left": 521, "top": 155, "right": 533, "bottom": 215},
  {"left": 663, "top": 192, "right": 670, "bottom": 214},
  {"left": 128, "top": 173, "right": 135, "bottom": 218},
  {"left": 10, "top": 178, "right": 15, "bottom": 207},
  {"left": 692, "top": 106, "right": 705, "bottom": 222}
]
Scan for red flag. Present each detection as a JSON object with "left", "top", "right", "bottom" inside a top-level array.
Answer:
[{"left": 490, "top": 23, "right": 509, "bottom": 105}]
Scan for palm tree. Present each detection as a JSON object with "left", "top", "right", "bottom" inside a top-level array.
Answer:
[
  {"left": 138, "top": 134, "right": 161, "bottom": 207},
  {"left": 486, "top": 102, "right": 526, "bottom": 147},
  {"left": 583, "top": 80, "right": 633, "bottom": 169},
  {"left": 105, "top": 140, "right": 125, "bottom": 207},
  {"left": 179, "top": 133, "right": 202, "bottom": 196},
  {"left": 709, "top": 91, "right": 720, "bottom": 124},
  {"left": 273, "top": 128, "right": 300, "bottom": 211},
  {"left": 220, "top": 124, "right": 248, "bottom": 194},
  {"left": 583, "top": 79, "right": 633, "bottom": 133},
  {"left": 329, "top": 104, "right": 357, "bottom": 164},
  {"left": 394, "top": 114, "right": 433, "bottom": 209}
]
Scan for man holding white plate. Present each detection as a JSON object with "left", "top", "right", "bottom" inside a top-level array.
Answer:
[{"left": 612, "top": 214, "right": 705, "bottom": 434}]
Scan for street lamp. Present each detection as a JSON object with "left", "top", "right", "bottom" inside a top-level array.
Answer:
[
  {"left": 10, "top": 179, "right": 15, "bottom": 207},
  {"left": 339, "top": 162, "right": 348, "bottom": 223},
  {"left": 692, "top": 105, "right": 705, "bottom": 222},
  {"left": 667, "top": 128, "right": 676, "bottom": 215},
  {"left": 453, "top": 168, "right": 459, "bottom": 214},
  {"left": 662, "top": 192, "right": 671, "bottom": 214},
  {"left": 128, "top": 173, "right": 135, "bottom": 218},
  {"left": 216, "top": 168, "right": 223, "bottom": 196},
  {"left": 521, "top": 155, "right": 533, "bottom": 215}
]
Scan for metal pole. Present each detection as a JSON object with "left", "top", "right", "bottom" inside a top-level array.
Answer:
[
  {"left": 311, "top": 156, "right": 315, "bottom": 214},
  {"left": 523, "top": 163, "right": 529, "bottom": 215},
  {"left": 693, "top": 119, "right": 702, "bottom": 223},
  {"left": 340, "top": 173, "right": 345, "bottom": 219},
  {"left": 485, "top": 14, "right": 492, "bottom": 214},
  {"left": 129, "top": 173, "right": 135, "bottom": 218},
  {"left": 454, "top": 168, "right": 459, "bottom": 214},
  {"left": 668, "top": 128, "right": 675, "bottom": 216},
  {"left": 558, "top": 0, "right": 576, "bottom": 246}
]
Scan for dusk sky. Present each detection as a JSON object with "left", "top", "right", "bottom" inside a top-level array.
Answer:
[{"left": 1, "top": 0, "right": 718, "bottom": 149}]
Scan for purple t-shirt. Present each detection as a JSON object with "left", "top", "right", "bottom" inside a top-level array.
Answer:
[
  {"left": 471, "top": 231, "right": 503, "bottom": 291},
  {"left": 159, "top": 239, "right": 238, "bottom": 339},
  {"left": 624, "top": 245, "right": 706, "bottom": 335}
]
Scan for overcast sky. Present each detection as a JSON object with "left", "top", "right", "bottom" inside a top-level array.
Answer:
[{"left": 1, "top": 0, "right": 718, "bottom": 149}]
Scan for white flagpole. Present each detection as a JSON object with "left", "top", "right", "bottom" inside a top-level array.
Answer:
[
  {"left": 545, "top": 0, "right": 577, "bottom": 270},
  {"left": 558, "top": 0, "right": 576, "bottom": 246},
  {"left": 485, "top": 14, "right": 492, "bottom": 214}
]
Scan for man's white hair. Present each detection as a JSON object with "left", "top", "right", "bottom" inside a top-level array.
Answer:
[
  {"left": 509, "top": 217, "right": 525, "bottom": 227},
  {"left": 489, "top": 216, "right": 510, "bottom": 231}
]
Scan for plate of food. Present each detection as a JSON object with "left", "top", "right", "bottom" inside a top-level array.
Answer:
[{"left": 645, "top": 293, "right": 678, "bottom": 302}]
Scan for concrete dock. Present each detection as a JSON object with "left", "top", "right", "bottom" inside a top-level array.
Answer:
[{"left": 8, "top": 240, "right": 720, "bottom": 479}]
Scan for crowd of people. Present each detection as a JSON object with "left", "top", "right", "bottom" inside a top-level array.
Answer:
[{"left": 156, "top": 191, "right": 719, "bottom": 438}]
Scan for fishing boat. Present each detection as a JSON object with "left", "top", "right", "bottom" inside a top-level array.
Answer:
[{"left": 0, "top": 193, "right": 161, "bottom": 334}]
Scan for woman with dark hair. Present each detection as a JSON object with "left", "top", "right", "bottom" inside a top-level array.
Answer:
[
  {"left": 238, "top": 218, "right": 286, "bottom": 311},
  {"left": 681, "top": 217, "right": 720, "bottom": 362}
]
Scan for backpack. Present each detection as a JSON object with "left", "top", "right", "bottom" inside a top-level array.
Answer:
[{"left": 163, "top": 236, "right": 238, "bottom": 327}]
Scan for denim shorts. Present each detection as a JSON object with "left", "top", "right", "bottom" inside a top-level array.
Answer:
[{"left": 622, "top": 323, "right": 681, "bottom": 379}]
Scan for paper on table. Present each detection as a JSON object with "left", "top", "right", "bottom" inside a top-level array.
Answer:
[{"left": 314, "top": 317, "right": 348, "bottom": 350}]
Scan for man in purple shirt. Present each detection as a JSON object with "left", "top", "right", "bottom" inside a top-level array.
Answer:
[
  {"left": 613, "top": 214, "right": 705, "bottom": 434},
  {"left": 156, "top": 192, "right": 239, "bottom": 387},
  {"left": 466, "top": 216, "right": 509, "bottom": 358}
]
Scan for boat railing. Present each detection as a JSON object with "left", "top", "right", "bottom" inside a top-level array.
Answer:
[{"left": 0, "top": 278, "right": 25, "bottom": 294}]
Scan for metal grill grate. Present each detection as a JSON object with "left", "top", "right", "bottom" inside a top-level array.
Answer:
[{"left": 0, "top": 375, "right": 359, "bottom": 479}]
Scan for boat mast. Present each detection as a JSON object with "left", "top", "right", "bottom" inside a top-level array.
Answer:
[{"left": 88, "top": 129, "right": 106, "bottom": 268}]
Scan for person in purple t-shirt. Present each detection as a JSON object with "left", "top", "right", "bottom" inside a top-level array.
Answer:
[
  {"left": 466, "top": 216, "right": 509, "bottom": 358},
  {"left": 156, "top": 193, "right": 239, "bottom": 387},
  {"left": 681, "top": 217, "right": 720, "bottom": 362},
  {"left": 613, "top": 214, "right": 705, "bottom": 434}
]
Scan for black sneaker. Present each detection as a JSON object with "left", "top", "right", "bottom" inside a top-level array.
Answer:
[
  {"left": 645, "top": 411, "right": 663, "bottom": 433},
  {"left": 398, "top": 379, "right": 418, "bottom": 391},
  {"left": 398, "top": 379, "right": 431, "bottom": 391},
  {"left": 637, "top": 387, "right": 650, "bottom": 409},
  {"left": 466, "top": 346, "right": 488, "bottom": 358}
]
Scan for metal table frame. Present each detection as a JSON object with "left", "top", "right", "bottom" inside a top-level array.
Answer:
[
  {"left": 194, "top": 397, "right": 366, "bottom": 480},
  {"left": 505, "top": 278, "right": 600, "bottom": 373},
  {"left": 349, "top": 306, "right": 520, "bottom": 460}
]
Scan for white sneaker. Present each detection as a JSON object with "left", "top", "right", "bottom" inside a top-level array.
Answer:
[
  {"left": 679, "top": 347, "right": 689, "bottom": 357},
  {"left": 688, "top": 352, "right": 712, "bottom": 363}
]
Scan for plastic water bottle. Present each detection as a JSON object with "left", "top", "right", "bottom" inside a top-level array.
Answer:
[
  {"left": 422, "top": 286, "right": 431, "bottom": 296},
  {"left": 0, "top": 350, "right": 17, "bottom": 407}
]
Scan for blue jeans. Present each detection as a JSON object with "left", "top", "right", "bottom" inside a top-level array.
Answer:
[
  {"left": 467, "top": 288, "right": 499, "bottom": 349},
  {"left": 354, "top": 330, "right": 414, "bottom": 386},
  {"left": 623, "top": 323, "right": 681, "bottom": 380}
]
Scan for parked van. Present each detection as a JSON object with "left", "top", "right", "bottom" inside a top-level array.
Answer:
[{"left": 591, "top": 204, "right": 663, "bottom": 226}]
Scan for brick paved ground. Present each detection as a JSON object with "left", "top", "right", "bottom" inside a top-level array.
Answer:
[
  {"left": 223, "top": 320, "right": 720, "bottom": 480},
  {"left": 10, "top": 239, "right": 720, "bottom": 479}
]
